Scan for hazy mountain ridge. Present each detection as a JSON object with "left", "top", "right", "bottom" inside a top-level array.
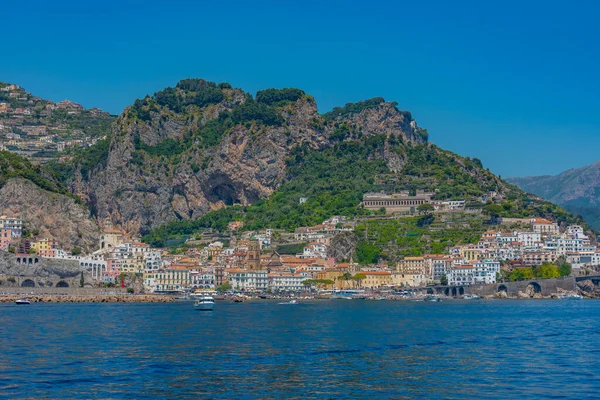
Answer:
[{"left": 508, "top": 161, "right": 600, "bottom": 229}]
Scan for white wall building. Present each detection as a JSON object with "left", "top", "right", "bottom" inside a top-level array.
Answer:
[
  {"left": 447, "top": 265, "right": 474, "bottom": 286},
  {"left": 268, "top": 273, "right": 308, "bottom": 291},
  {"left": 228, "top": 270, "right": 268, "bottom": 291},
  {"left": 472, "top": 260, "right": 500, "bottom": 284}
]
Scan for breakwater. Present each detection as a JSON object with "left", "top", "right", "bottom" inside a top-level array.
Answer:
[{"left": 0, "top": 293, "right": 174, "bottom": 303}]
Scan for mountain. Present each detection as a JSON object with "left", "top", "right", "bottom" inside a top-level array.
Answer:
[
  {"left": 0, "top": 82, "right": 115, "bottom": 161},
  {"left": 51, "top": 81, "right": 430, "bottom": 235},
  {"left": 507, "top": 161, "right": 600, "bottom": 230},
  {"left": 0, "top": 151, "right": 99, "bottom": 251},
  {"left": 4, "top": 77, "right": 585, "bottom": 250}
]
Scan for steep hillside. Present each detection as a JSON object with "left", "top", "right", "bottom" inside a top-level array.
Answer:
[
  {"left": 41, "top": 78, "right": 587, "bottom": 248},
  {"left": 0, "top": 82, "right": 115, "bottom": 161},
  {"left": 508, "top": 161, "right": 600, "bottom": 229},
  {"left": 51, "top": 79, "right": 428, "bottom": 235},
  {"left": 0, "top": 152, "right": 99, "bottom": 251}
]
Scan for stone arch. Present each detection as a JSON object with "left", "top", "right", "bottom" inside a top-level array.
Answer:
[
  {"left": 498, "top": 284, "right": 508, "bottom": 293},
  {"left": 21, "top": 279, "right": 35, "bottom": 287},
  {"left": 451, "top": 287, "right": 457, "bottom": 297},
  {"left": 528, "top": 282, "right": 541, "bottom": 294},
  {"left": 427, "top": 288, "right": 434, "bottom": 295},
  {"left": 459, "top": 287, "right": 465, "bottom": 296},
  {"left": 34, "top": 258, "right": 38, "bottom": 263},
  {"left": 16, "top": 257, "right": 21, "bottom": 263},
  {"left": 56, "top": 280, "right": 69, "bottom": 288},
  {"left": 444, "top": 288, "right": 450, "bottom": 296},
  {"left": 28, "top": 258, "right": 33, "bottom": 264}
]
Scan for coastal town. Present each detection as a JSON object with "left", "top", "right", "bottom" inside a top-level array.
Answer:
[{"left": 1, "top": 188, "right": 599, "bottom": 298}]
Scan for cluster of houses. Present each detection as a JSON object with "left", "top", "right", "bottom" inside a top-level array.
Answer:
[
  {"left": 0, "top": 83, "right": 110, "bottom": 161},
  {"left": 3, "top": 210, "right": 600, "bottom": 293}
]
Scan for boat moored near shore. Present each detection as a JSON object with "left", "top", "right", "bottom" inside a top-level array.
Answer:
[{"left": 194, "top": 296, "right": 215, "bottom": 311}]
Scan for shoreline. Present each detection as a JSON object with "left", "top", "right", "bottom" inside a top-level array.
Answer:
[{"left": 0, "top": 294, "right": 174, "bottom": 303}]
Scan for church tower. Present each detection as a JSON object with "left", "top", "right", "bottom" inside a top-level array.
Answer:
[{"left": 246, "top": 240, "right": 262, "bottom": 271}]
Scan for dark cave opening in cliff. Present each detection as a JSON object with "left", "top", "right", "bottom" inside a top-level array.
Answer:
[{"left": 209, "top": 183, "right": 237, "bottom": 206}]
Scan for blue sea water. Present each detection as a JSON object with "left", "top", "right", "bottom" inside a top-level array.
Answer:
[{"left": 1, "top": 299, "right": 599, "bottom": 399}]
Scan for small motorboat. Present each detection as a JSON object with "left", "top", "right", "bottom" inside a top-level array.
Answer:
[
  {"left": 194, "top": 296, "right": 215, "bottom": 311},
  {"left": 424, "top": 295, "right": 442, "bottom": 302},
  {"left": 278, "top": 300, "right": 298, "bottom": 305},
  {"left": 463, "top": 294, "right": 481, "bottom": 300},
  {"left": 233, "top": 299, "right": 244, "bottom": 303},
  {"left": 15, "top": 299, "right": 31, "bottom": 305},
  {"left": 561, "top": 294, "right": 582, "bottom": 300}
]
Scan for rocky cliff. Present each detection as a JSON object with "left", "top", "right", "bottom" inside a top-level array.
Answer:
[
  {"left": 63, "top": 80, "right": 428, "bottom": 236},
  {"left": 0, "top": 178, "right": 99, "bottom": 251}
]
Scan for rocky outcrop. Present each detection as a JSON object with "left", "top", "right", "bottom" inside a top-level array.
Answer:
[
  {"left": 70, "top": 83, "right": 428, "bottom": 236},
  {"left": 577, "top": 279, "right": 600, "bottom": 298},
  {"left": 0, "top": 178, "right": 99, "bottom": 251}
]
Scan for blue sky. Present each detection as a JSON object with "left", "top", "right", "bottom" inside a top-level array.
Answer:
[{"left": 2, "top": 0, "right": 599, "bottom": 177}]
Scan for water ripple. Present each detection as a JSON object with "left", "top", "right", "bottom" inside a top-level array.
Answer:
[{"left": 1, "top": 300, "right": 600, "bottom": 398}]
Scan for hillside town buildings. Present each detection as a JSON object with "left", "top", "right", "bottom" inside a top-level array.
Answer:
[{"left": 2, "top": 208, "right": 600, "bottom": 294}]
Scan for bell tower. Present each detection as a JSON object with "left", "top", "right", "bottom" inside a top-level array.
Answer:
[{"left": 246, "top": 240, "right": 261, "bottom": 271}]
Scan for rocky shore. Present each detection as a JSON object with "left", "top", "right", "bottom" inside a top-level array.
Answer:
[{"left": 0, "top": 294, "right": 174, "bottom": 303}]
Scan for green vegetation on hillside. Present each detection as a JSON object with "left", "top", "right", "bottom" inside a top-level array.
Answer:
[
  {"left": 142, "top": 135, "right": 390, "bottom": 246},
  {"left": 563, "top": 205, "right": 600, "bottom": 231},
  {"left": 323, "top": 97, "right": 388, "bottom": 121},
  {"left": 47, "top": 137, "right": 111, "bottom": 182},
  {"left": 353, "top": 216, "right": 485, "bottom": 264},
  {"left": 256, "top": 88, "right": 306, "bottom": 106},
  {"left": 504, "top": 260, "right": 571, "bottom": 281},
  {"left": 142, "top": 133, "right": 590, "bottom": 248},
  {"left": 0, "top": 151, "right": 79, "bottom": 201}
]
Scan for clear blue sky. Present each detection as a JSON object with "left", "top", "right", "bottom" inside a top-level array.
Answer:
[{"left": 2, "top": 0, "right": 599, "bottom": 177}]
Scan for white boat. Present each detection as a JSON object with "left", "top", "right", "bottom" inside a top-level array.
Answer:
[
  {"left": 463, "top": 294, "right": 481, "bottom": 300},
  {"left": 561, "top": 294, "right": 582, "bottom": 300},
  {"left": 278, "top": 300, "right": 298, "bottom": 305},
  {"left": 15, "top": 299, "right": 30, "bottom": 305},
  {"left": 424, "top": 295, "right": 442, "bottom": 302},
  {"left": 194, "top": 296, "right": 215, "bottom": 311}
]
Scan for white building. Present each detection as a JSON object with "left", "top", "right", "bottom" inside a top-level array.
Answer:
[
  {"left": 302, "top": 243, "right": 328, "bottom": 259},
  {"left": 80, "top": 256, "right": 107, "bottom": 280},
  {"left": 228, "top": 270, "right": 268, "bottom": 291},
  {"left": 0, "top": 215, "right": 22, "bottom": 238},
  {"left": 531, "top": 218, "right": 559, "bottom": 236},
  {"left": 190, "top": 271, "right": 215, "bottom": 289},
  {"left": 516, "top": 232, "right": 542, "bottom": 248},
  {"left": 268, "top": 273, "right": 308, "bottom": 291},
  {"left": 447, "top": 265, "right": 474, "bottom": 286},
  {"left": 472, "top": 260, "right": 500, "bottom": 284},
  {"left": 557, "top": 238, "right": 584, "bottom": 255}
]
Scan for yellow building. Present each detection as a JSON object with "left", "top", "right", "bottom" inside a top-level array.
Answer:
[
  {"left": 155, "top": 266, "right": 190, "bottom": 291},
  {"left": 460, "top": 246, "right": 481, "bottom": 262},
  {"left": 120, "top": 255, "right": 146, "bottom": 274},
  {"left": 316, "top": 269, "right": 344, "bottom": 289},
  {"left": 361, "top": 271, "right": 393, "bottom": 288},
  {"left": 394, "top": 257, "right": 430, "bottom": 287},
  {"left": 30, "top": 238, "right": 57, "bottom": 252}
]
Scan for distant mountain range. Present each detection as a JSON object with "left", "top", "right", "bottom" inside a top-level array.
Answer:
[{"left": 508, "top": 162, "right": 600, "bottom": 230}]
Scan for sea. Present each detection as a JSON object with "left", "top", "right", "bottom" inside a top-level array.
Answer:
[{"left": 1, "top": 299, "right": 599, "bottom": 399}]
